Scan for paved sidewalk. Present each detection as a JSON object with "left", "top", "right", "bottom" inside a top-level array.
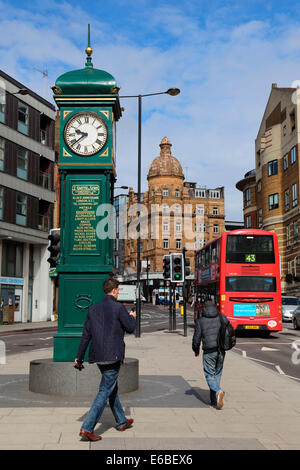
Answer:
[
  {"left": 0, "top": 321, "right": 57, "bottom": 335},
  {"left": 0, "top": 321, "right": 300, "bottom": 450}
]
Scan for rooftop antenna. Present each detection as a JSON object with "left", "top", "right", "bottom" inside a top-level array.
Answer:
[{"left": 34, "top": 66, "right": 49, "bottom": 100}]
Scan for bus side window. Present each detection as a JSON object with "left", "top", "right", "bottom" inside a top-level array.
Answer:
[{"left": 212, "top": 244, "right": 216, "bottom": 263}]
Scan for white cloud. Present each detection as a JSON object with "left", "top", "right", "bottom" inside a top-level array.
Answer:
[{"left": 1, "top": 1, "right": 300, "bottom": 222}]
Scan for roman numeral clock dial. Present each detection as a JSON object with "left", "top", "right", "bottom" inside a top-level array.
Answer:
[{"left": 64, "top": 111, "right": 108, "bottom": 156}]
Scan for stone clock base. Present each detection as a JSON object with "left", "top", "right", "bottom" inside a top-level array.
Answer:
[{"left": 29, "top": 357, "right": 139, "bottom": 396}]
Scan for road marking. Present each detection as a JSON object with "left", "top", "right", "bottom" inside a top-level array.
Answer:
[
  {"left": 261, "top": 347, "right": 280, "bottom": 351},
  {"left": 275, "top": 365, "right": 285, "bottom": 375},
  {"left": 242, "top": 350, "right": 247, "bottom": 358}
]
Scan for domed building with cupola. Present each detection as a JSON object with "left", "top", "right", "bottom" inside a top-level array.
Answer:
[{"left": 122, "top": 137, "right": 225, "bottom": 294}]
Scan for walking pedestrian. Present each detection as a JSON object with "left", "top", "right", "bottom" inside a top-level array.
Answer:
[
  {"left": 192, "top": 299, "right": 227, "bottom": 409},
  {"left": 74, "top": 278, "right": 136, "bottom": 441}
]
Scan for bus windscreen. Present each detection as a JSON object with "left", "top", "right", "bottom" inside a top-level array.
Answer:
[
  {"left": 225, "top": 276, "right": 277, "bottom": 292},
  {"left": 226, "top": 235, "right": 275, "bottom": 264}
]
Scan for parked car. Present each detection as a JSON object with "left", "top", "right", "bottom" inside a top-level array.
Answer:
[
  {"left": 292, "top": 307, "right": 300, "bottom": 330},
  {"left": 282, "top": 296, "right": 300, "bottom": 321}
]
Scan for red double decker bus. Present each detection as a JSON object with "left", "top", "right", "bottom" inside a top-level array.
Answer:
[{"left": 194, "top": 229, "right": 282, "bottom": 334}]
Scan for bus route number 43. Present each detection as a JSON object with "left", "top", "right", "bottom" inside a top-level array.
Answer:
[{"left": 245, "top": 254, "right": 256, "bottom": 263}]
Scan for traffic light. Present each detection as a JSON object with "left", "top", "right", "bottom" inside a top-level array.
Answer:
[
  {"left": 163, "top": 255, "right": 171, "bottom": 279},
  {"left": 171, "top": 253, "right": 184, "bottom": 282},
  {"left": 185, "top": 257, "right": 191, "bottom": 277},
  {"left": 47, "top": 228, "right": 60, "bottom": 268}
]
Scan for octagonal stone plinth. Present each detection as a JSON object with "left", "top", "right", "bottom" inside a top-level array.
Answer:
[{"left": 29, "top": 358, "right": 138, "bottom": 396}]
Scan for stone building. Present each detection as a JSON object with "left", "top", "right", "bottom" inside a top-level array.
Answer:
[
  {"left": 236, "top": 83, "right": 300, "bottom": 295},
  {"left": 123, "top": 137, "right": 225, "bottom": 290}
]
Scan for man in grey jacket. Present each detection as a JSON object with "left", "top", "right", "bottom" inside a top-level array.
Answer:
[{"left": 192, "top": 300, "right": 226, "bottom": 409}]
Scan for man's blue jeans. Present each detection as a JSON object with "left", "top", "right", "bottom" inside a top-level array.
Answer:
[
  {"left": 202, "top": 351, "right": 225, "bottom": 405},
  {"left": 81, "top": 361, "right": 127, "bottom": 433}
]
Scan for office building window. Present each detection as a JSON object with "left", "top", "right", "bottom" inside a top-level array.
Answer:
[
  {"left": 213, "top": 207, "right": 219, "bottom": 216},
  {"left": 17, "top": 101, "right": 29, "bottom": 135},
  {"left": 163, "top": 239, "right": 169, "bottom": 249},
  {"left": 283, "top": 153, "right": 289, "bottom": 170},
  {"left": 285, "top": 189, "right": 290, "bottom": 211},
  {"left": 0, "top": 137, "right": 4, "bottom": 171},
  {"left": 245, "top": 188, "right": 251, "bottom": 207},
  {"left": 209, "top": 190, "right": 220, "bottom": 199},
  {"left": 162, "top": 204, "right": 169, "bottom": 214},
  {"left": 162, "top": 188, "right": 168, "bottom": 196},
  {"left": 291, "top": 146, "right": 297, "bottom": 164},
  {"left": 40, "top": 129, "right": 46, "bottom": 145},
  {"left": 246, "top": 215, "right": 252, "bottom": 228},
  {"left": 1, "top": 240, "right": 24, "bottom": 277},
  {"left": 163, "top": 221, "right": 169, "bottom": 232},
  {"left": 176, "top": 239, "right": 181, "bottom": 249},
  {"left": 213, "top": 224, "right": 219, "bottom": 233},
  {"left": 269, "top": 193, "right": 279, "bottom": 210},
  {"left": 175, "top": 189, "right": 180, "bottom": 197},
  {"left": 292, "top": 183, "right": 298, "bottom": 207},
  {"left": 294, "top": 221, "right": 299, "bottom": 244},
  {"left": 196, "top": 205, "right": 204, "bottom": 215},
  {"left": 0, "top": 87, "right": 5, "bottom": 123},
  {"left": 268, "top": 159, "right": 278, "bottom": 176},
  {"left": 16, "top": 193, "right": 27, "bottom": 225},
  {"left": 195, "top": 189, "right": 206, "bottom": 198},
  {"left": 17, "top": 147, "right": 28, "bottom": 180},
  {"left": 176, "top": 221, "right": 182, "bottom": 232},
  {"left": 40, "top": 113, "right": 50, "bottom": 146},
  {"left": 0, "top": 186, "right": 3, "bottom": 219}
]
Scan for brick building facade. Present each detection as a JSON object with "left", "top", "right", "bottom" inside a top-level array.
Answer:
[
  {"left": 236, "top": 83, "right": 300, "bottom": 295},
  {"left": 122, "top": 137, "right": 225, "bottom": 291}
]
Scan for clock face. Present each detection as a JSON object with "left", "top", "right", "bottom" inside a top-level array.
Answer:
[{"left": 64, "top": 111, "right": 108, "bottom": 156}]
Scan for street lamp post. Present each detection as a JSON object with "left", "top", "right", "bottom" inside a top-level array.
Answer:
[
  {"left": 120, "top": 88, "right": 180, "bottom": 337},
  {"left": 11, "top": 88, "right": 29, "bottom": 96}
]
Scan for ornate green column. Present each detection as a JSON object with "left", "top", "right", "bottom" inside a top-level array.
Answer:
[{"left": 52, "top": 34, "right": 122, "bottom": 361}]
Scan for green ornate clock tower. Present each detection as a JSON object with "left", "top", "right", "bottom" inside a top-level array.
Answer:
[{"left": 52, "top": 31, "right": 122, "bottom": 361}]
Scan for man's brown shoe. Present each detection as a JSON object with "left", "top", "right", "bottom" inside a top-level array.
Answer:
[
  {"left": 117, "top": 418, "right": 134, "bottom": 431},
  {"left": 79, "top": 430, "right": 102, "bottom": 441},
  {"left": 216, "top": 390, "right": 225, "bottom": 410}
]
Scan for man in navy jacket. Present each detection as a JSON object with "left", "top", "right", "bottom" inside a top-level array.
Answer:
[{"left": 75, "top": 278, "right": 136, "bottom": 441}]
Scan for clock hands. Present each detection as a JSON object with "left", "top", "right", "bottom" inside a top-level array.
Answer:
[
  {"left": 75, "top": 129, "right": 88, "bottom": 137},
  {"left": 73, "top": 129, "right": 88, "bottom": 146}
]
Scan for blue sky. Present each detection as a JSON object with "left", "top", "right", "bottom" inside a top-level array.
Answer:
[{"left": 1, "top": 0, "right": 300, "bottom": 220}]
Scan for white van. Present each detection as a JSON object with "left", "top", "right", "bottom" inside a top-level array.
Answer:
[
  {"left": 282, "top": 296, "right": 300, "bottom": 321},
  {"left": 118, "top": 285, "right": 146, "bottom": 303}
]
